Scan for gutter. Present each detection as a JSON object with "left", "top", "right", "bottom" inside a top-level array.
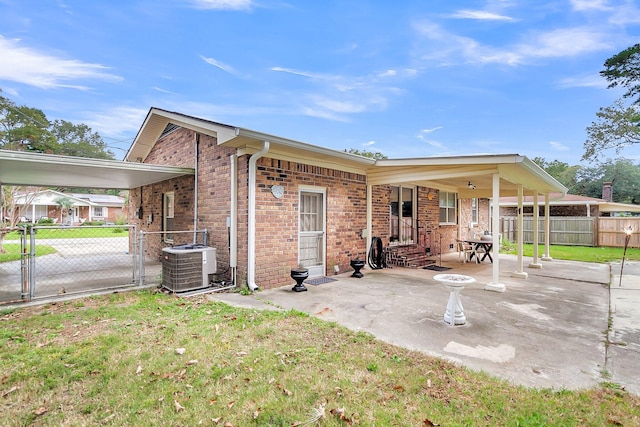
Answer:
[
  {"left": 229, "top": 154, "right": 238, "bottom": 288},
  {"left": 193, "top": 132, "right": 199, "bottom": 243},
  {"left": 247, "top": 141, "right": 270, "bottom": 291}
]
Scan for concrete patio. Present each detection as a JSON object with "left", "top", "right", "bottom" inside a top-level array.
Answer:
[{"left": 207, "top": 253, "right": 640, "bottom": 395}]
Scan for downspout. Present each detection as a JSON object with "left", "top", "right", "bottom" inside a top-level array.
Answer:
[
  {"left": 247, "top": 141, "right": 270, "bottom": 291},
  {"left": 193, "top": 132, "right": 199, "bottom": 243},
  {"left": 229, "top": 154, "right": 238, "bottom": 288}
]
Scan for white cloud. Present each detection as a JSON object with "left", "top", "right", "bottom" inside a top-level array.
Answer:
[
  {"left": 570, "top": 0, "right": 610, "bottom": 11},
  {"left": 417, "top": 128, "right": 444, "bottom": 148},
  {"left": 420, "top": 127, "right": 442, "bottom": 134},
  {"left": 549, "top": 141, "right": 570, "bottom": 151},
  {"left": 557, "top": 74, "right": 608, "bottom": 89},
  {"left": 450, "top": 9, "right": 515, "bottom": 21},
  {"left": 413, "top": 20, "right": 612, "bottom": 67},
  {"left": 83, "top": 106, "right": 148, "bottom": 138},
  {"left": 269, "top": 65, "right": 405, "bottom": 121},
  {"left": 188, "top": 0, "right": 253, "bottom": 11},
  {"left": 270, "top": 66, "right": 339, "bottom": 81},
  {"left": 517, "top": 27, "right": 612, "bottom": 59},
  {"left": 152, "top": 86, "right": 177, "bottom": 94},
  {"left": 0, "top": 36, "right": 122, "bottom": 89},
  {"left": 363, "top": 140, "right": 376, "bottom": 146},
  {"left": 200, "top": 55, "right": 238, "bottom": 75}
]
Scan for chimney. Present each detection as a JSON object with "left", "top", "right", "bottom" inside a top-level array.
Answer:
[{"left": 602, "top": 182, "right": 613, "bottom": 202}]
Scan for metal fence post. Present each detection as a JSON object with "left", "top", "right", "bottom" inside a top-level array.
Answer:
[
  {"left": 138, "top": 230, "right": 145, "bottom": 287},
  {"left": 19, "top": 226, "right": 30, "bottom": 301},
  {"left": 29, "top": 227, "right": 36, "bottom": 300},
  {"left": 131, "top": 224, "right": 138, "bottom": 285}
]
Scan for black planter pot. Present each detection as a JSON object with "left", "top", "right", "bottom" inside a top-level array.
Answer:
[
  {"left": 291, "top": 268, "right": 309, "bottom": 292},
  {"left": 350, "top": 259, "right": 365, "bottom": 278}
]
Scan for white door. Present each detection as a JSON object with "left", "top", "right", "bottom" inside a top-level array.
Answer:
[{"left": 299, "top": 189, "right": 325, "bottom": 277}]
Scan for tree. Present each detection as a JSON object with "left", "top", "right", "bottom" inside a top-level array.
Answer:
[
  {"left": 572, "top": 158, "right": 640, "bottom": 204},
  {"left": 346, "top": 148, "right": 387, "bottom": 160},
  {"left": 583, "top": 45, "right": 640, "bottom": 161},
  {"left": 51, "top": 120, "right": 115, "bottom": 159},
  {"left": 601, "top": 43, "right": 640, "bottom": 104},
  {"left": 55, "top": 197, "right": 75, "bottom": 224},
  {"left": 0, "top": 90, "right": 114, "bottom": 159},
  {"left": 0, "top": 92, "right": 59, "bottom": 153},
  {"left": 0, "top": 186, "right": 39, "bottom": 253},
  {"left": 531, "top": 157, "right": 580, "bottom": 192},
  {"left": 583, "top": 99, "right": 640, "bottom": 160}
]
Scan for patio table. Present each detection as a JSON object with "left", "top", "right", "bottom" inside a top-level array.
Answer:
[{"left": 464, "top": 239, "right": 493, "bottom": 263}]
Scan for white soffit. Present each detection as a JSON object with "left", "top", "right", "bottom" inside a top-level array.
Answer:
[{"left": 0, "top": 150, "right": 194, "bottom": 189}]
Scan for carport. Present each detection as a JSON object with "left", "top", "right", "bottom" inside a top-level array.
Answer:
[
  {"left": 0, "top": 149, "right": 194, "bottom": 189},
  {"left": 365, "top": 154, "right": 567, "bottom": 291},
  {"left": 0, "top": 149, "right": 194, "bottom": 303}
]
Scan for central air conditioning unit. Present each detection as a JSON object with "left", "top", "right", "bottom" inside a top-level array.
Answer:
[{"left": 161, "top": 245, "right": 217, "bottom": 293}]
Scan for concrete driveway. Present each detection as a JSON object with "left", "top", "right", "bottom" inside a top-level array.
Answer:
[{"left": 208, "top": 254, "right": 640, "bottom": 395}]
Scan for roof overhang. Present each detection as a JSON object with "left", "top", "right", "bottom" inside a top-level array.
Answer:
[
  {"left": 599, "top": 202, "right": 640, "bottom": 213},
  {"left": 368, "top": 155, "right": 567, "bottom": 198},
  {"left": 0, "top": 149, "right": 194, "bottom": 189},
  {"left": 127, "top": 108, "right": 376, "bottom": 175},
  {"left": 127, "top": 109, "right": 567, "bottom": 197}
]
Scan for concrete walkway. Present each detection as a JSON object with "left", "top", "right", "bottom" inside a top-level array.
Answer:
[{"left": 206, "top": 254, "right": 640, "bottom": 395}]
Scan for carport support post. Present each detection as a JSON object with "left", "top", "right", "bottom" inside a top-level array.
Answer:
[
  {"left": 512, "top": 184, "right": 528, "bottom": 279},
  {"left": 529, "top": 192, "right": 542, "bottom": 269},
  {"left": 485, "top": 173, "right": 506, "bottom": 292},
  {"left": 541, "top": 193, "right": 553, "bottom": 261}
]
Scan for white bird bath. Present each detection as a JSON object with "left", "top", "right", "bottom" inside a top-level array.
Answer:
[{"left": 434, "top": 273, "right": 476, "bottom": 326}]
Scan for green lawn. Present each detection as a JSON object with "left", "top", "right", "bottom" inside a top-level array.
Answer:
[
  {"left": 0, "top": 243, "right": 56, "bottom": 262},
  {"left": 502, "top": 242, "right": 640, "bottom": 263},
  {"left": 0, "top": 291, "right": 638, "bottom": 426},
  {"left": 3, "top": 227, "right": 128, "bottom": 240}
]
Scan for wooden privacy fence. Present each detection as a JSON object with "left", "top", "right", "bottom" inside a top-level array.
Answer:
[{"left": 500, "top": 216, "right": 640, "bottom": 248}]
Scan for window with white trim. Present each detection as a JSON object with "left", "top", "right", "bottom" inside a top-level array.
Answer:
[
  {"left": 439, "top": 192, "right": 457, "bottom": 224},
  {"left": 471, "top": 198, "right": 478, "bottom": 224},
  {"left": 93, "top": 206, "right": 105, "bottom": 217}
]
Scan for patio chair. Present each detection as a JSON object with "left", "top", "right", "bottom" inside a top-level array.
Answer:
[{"left": 457, "top": 241, "right": 474, "bottom": 263}]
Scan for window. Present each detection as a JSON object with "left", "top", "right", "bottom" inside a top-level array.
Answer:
[
  {"left": 439, "top": 192, "right": 457, "bottom": 224},
  {"left": 389, "top": 185, "right": 415, "bottom": 243},
  {"left": 93, "top": 206, "right": 104, "bottom": 217},
  {"left": 471, "top": 198, "right": 478, "bottom": 224},
  {"left": 163, "top": 192, "right": 175, "bottom": 243}
]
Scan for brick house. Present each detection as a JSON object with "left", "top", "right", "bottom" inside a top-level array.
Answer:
[
  {"left": 12, "top": 189, "right": 125, "bottom": 224},
  {"left": 125, "top": 108, "right": 566, "bottom": 291}
]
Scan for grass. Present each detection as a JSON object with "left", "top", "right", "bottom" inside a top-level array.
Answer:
[
  {"left": 0, "top": 243, "right": 57, "bottom": 262},
  {"left": 1, "top": 291, "right": 639, "bottom": 426},
  {"left": 2, "top": 227, "right": 128, "bottom": 240},
  {"left": 502, "top": 242, "right": 640, "bottom": 263}
]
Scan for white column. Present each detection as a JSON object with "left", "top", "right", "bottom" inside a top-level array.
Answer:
[
  {"left": 529, "top": 192, "right": 542, "bottom": 269},
  {"left": 512, "top": 184, "right": 528, "bottom": 279},
  {"left": 542, "top": 193, "right": 553, "bottom": 261},
  {"left": 485, "top": 173, "right": 505, "bottom": 292}
]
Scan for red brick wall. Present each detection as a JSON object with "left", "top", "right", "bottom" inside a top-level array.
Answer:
[
  {"left": 253, "top": 158, "right": 367, "bottom": 289},
  {"left": 129, "top": 127, "right": 199, "bottom": 260},
  {"left": 130, "top": 127, "right": 369, "bottom": 290}
]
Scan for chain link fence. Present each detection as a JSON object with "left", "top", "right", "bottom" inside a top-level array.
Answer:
[{"left": 0, "top": 226, "right": 223, "bottom": 306}]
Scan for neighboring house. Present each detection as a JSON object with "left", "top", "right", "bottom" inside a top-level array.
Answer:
[
  {"left": 13, "top": 189, "right": 125, "bottom": 224},
  {"left": 123, "top": 108, "right": 566, "bottom": 291},
  {"left": 500, "top": 189, "right": 640, "bottom": 218}
]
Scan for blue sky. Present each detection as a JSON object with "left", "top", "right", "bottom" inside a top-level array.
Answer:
[{"left": 1, "top": 0, "right": 639, "bottom": 164}]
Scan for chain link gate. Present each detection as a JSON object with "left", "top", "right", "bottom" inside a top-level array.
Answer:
[
  {"left": 1, "top": 225, "right": 147, "bottom": 305},
  {"left": 0, "top": 227, "right": 29, "bottom": 304}
]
